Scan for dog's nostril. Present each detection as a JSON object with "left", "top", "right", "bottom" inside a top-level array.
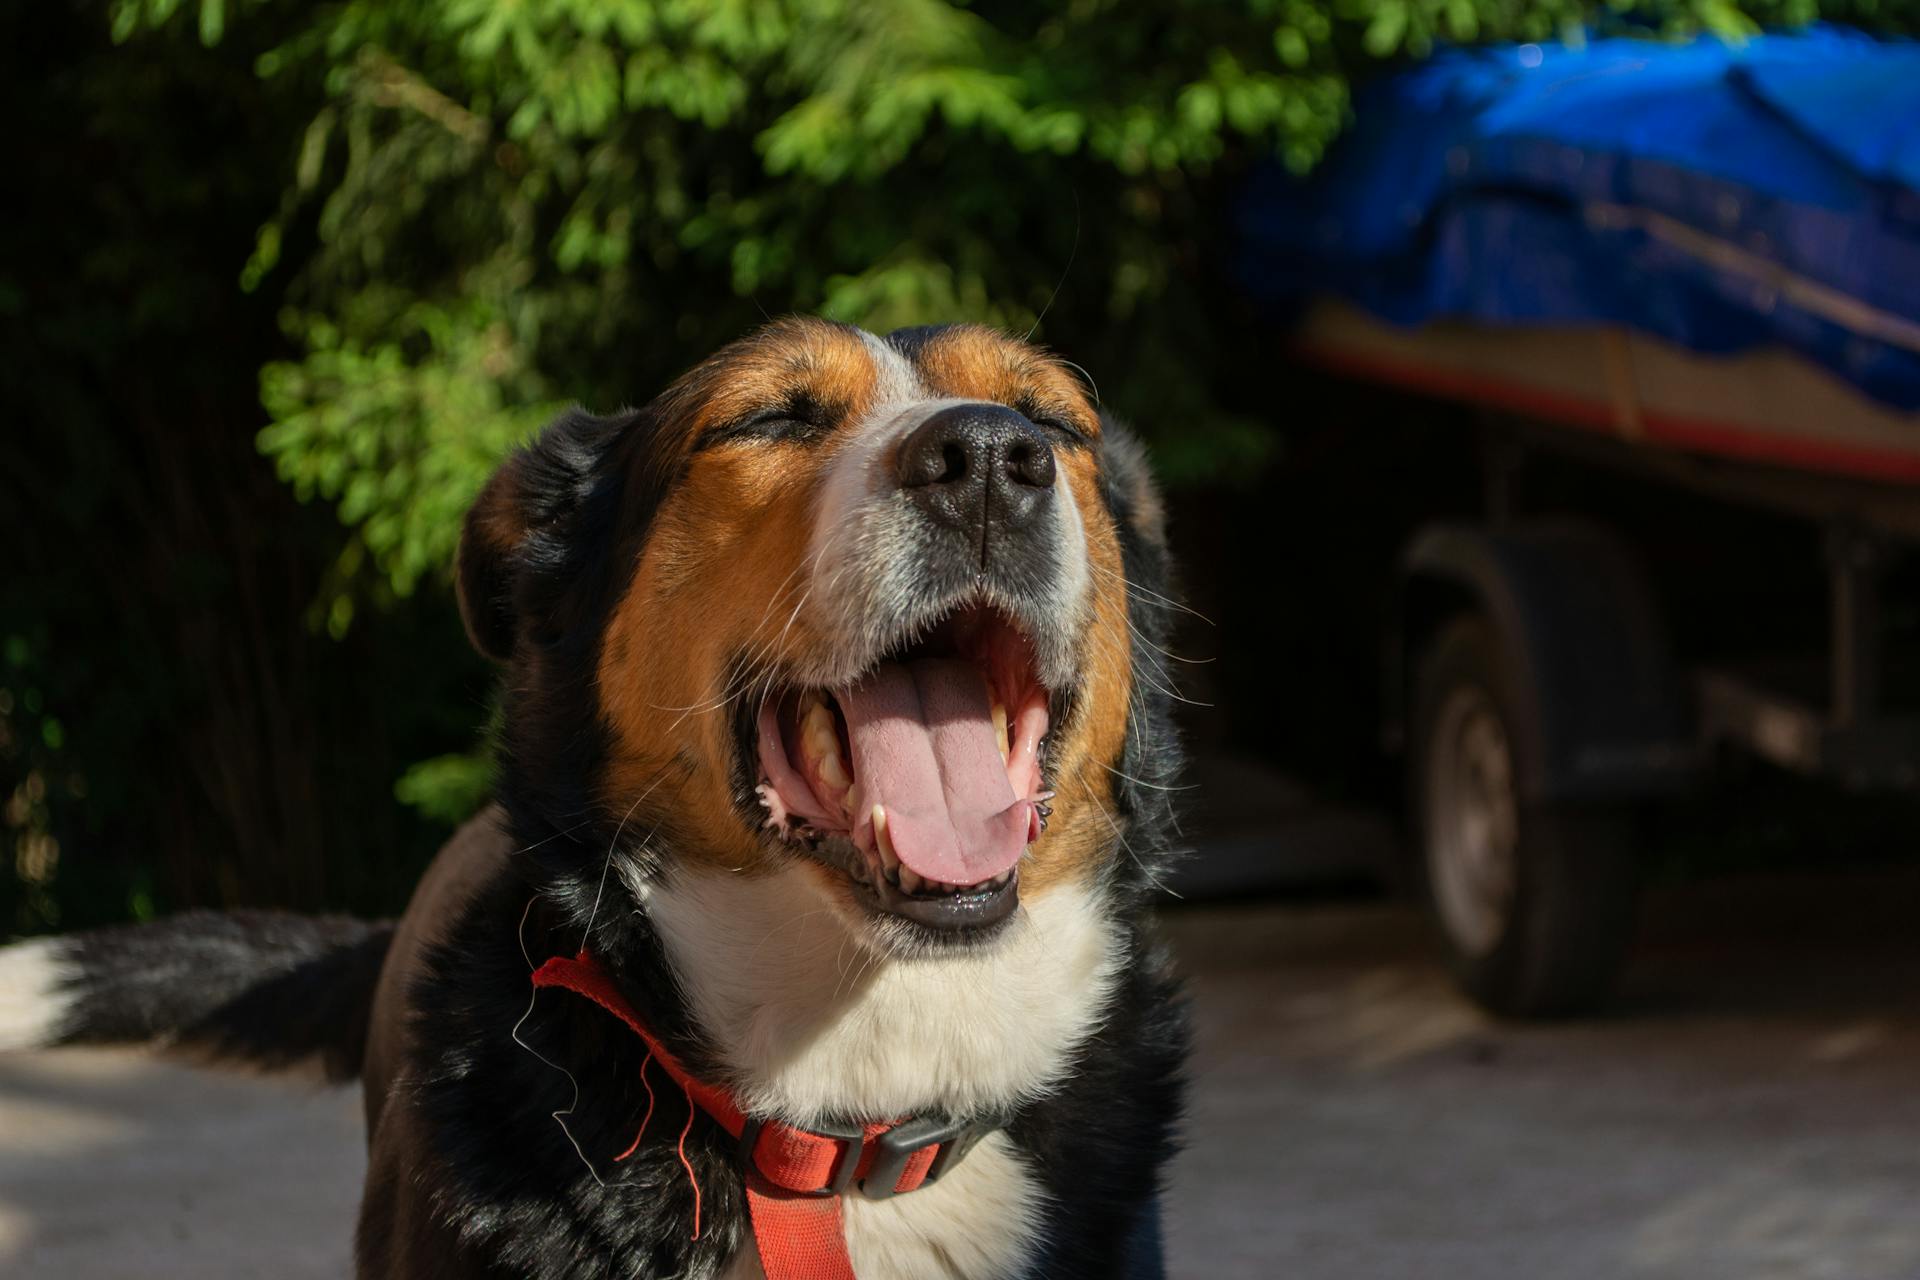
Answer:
[
  {"left": 1005, "top": 439, "right": 1055, "bottom": 490},
  {"left": 898, "top": 421, "right": 973, "bottom": 490}
]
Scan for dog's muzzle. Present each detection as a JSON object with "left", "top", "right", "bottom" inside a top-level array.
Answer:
[{"left": 894, "top": 403, "right": 1058, "bottom": 568}]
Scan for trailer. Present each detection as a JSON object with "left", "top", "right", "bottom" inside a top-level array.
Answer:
[{"left": 1240, "top": 25, "right": 1920, "bottom": 1015}]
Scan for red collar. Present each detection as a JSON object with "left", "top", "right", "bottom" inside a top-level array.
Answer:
[{"left": 531, "top": 950, "right": 1002, "bottom": 1280}]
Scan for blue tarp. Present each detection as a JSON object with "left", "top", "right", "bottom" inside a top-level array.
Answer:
[{"left": 1238, "top": 25, "right": 1920, "bottom": 409}]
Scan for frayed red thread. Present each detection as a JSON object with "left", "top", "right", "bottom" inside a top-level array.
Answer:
[
  {"left": 613, "top": 1049, "right": 657, "bottom": 1163},
  {"left": 609, "top": 1052, "right": 702, "bottom": 1241},
  {"left": 677, "top": 1079, "right": 703, "bottom": 1240}
]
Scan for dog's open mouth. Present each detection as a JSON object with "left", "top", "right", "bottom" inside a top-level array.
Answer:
[{"left": 753, "top": 604, "right": 1055, "bottom": 934}]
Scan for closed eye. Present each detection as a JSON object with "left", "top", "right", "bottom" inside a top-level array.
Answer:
[
  {"left": 1016, "top": 398, "right": 1090, "bottom": 446},
  {"left": 698, "top": 396, "right": 833, "bottom": 449}
]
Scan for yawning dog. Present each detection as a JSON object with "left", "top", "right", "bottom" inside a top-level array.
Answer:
[{"left": 0, "top": 319, "right": 1189, "bottom": 1279}]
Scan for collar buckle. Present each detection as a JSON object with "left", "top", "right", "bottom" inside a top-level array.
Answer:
[{"left": 857, "top": 1112, "right": 1003, "bottom": 1200}]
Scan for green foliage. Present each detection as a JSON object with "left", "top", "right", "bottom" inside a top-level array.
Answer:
[
  {"left": 258, "top": 300, "right": 560, "bottom": 633},
  {"left": 108, "top": 0, "right": 1907, "bottom": 616},
  {"left": 394, "top": 751, "right": 496, "bottom": 825}
]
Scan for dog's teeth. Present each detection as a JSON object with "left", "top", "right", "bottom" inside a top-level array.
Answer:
[
  {"left": 871, "top": 805, "right": 899, "bottom": 871},
  {"left": 796, "top": 696, "right": 852, "bottom": 794},
  {"left": 992, "top": 702, "right": 1010, "bottom": 763},
  {"left": 804, "top": 699, "right": 837, "bottom": 748},
  {"left": 898, "top": 866, "right": 923, "bottom": 895}
]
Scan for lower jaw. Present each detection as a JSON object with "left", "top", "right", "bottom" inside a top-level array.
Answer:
[
  {"left": 809, "top": 836, "right": 1022, "bottom": 940},
  {"left": 851, "top": 866, "right": 1020, "bottom": 934}
]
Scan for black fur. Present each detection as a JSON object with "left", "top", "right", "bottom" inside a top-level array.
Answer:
[
  {"left": 359, "top": 874, "right": 750, "bottom": 1277},
  {"left": 45, "top": 910, "right": 393, "bottom": 1081},
  {"left": 1093, "top": 420, "right": 1189, "bottom": 903}
]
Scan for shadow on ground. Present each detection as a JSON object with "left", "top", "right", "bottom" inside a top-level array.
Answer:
[
  {"left": 1163, "top": 866, "right": 1920, "bottom": 1280},
  {"left": 2, "top": 866, "right": 1917, "bottom": 1279}
]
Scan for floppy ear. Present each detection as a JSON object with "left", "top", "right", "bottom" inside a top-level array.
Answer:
[
  {"left": 455, "top": 405, "right": 669, "bottom": 662},
  {"left": 1093, "top": 414, "right": 1187, "bottom": 862},
  {"left": 1097, "top": 416, "right": 1168, "bottom": 555},
  {"left": 456, "top": 455, "right": 532, "bottom": 663},
  {"left": 1097, "top": 415, "right": 1177, "bottom": 643}
]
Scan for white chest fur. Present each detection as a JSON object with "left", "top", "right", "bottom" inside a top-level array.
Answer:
[{"left": 645, "top": 868, "right": 1121, "bottom": 1279}]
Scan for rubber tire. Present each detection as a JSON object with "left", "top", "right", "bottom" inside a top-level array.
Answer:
[{"left": 1410, "top": 617, "right": 1637, "bottom": 1018}]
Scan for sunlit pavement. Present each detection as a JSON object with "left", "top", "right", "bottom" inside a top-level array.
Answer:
[{"left": 3, "top": 868, "right": 1918, "bottom": 1280}]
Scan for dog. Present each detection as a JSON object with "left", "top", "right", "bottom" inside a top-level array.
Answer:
[{"left": 0, "top": 318, "right": 1189, "bottom": 1279}]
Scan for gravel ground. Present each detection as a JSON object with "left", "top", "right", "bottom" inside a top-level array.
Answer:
[{"left": 3, "top": 867, "right": 1917, "bottom": 1279}]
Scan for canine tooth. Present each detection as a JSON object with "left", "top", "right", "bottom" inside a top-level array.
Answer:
[
  {"left": 871, "top": 805, "right": 899, "bottom": 871},
  {"left": 992, "top": 703, "right": 1010, "bottom": 762}
]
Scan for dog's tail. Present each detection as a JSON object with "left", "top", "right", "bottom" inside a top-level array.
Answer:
[{"left": 0, "top": 910, "right": 395, "bottom": 1081}]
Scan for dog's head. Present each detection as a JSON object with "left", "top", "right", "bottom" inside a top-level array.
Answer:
[{"left": 460, "top": 318, "right": 1175, "bottom": 955}]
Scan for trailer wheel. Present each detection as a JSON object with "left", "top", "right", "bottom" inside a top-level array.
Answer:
[{"left": 1412, "top": 617, "right": 1636, "bottom": 1017}]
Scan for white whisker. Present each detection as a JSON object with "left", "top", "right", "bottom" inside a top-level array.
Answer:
[
  {"left": 1088, "top": 792, "right": 1181, "bottom": 900},
  {"left": 1099, "top": 761, "right": 1197, "bottom": 793}
]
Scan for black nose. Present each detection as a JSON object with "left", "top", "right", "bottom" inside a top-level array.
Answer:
[{"left": 895, "top": 404, "right": 1056, "bottom": 550}]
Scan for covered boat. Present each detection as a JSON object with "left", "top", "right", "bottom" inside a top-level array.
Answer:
[{"left": 1241, "top": 24, "right": 1920, "bottom": 489}]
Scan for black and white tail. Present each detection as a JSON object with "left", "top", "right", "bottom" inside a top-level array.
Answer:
[{"left": 0, "top": 911, "right": 394, "bottom": 1081}]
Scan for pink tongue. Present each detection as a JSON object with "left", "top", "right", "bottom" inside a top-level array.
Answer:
[{"left": 838, "top": 658, "right": 1031, "bottom": 887}]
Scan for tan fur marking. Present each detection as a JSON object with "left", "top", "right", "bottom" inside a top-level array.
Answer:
[
  {"left": 681, "top": 318, "right": 880, "bottom": 441},
  {"left": 469, "top": 462, "right": 529, "bottom": 554},
  {"left": 1020, "top": 445, "right": 1133, "bottom": 894},
  {"left": 910, "top": 326, "right": 1101, "bottom": 440},
  {"left": 596, "top": 321, "right": 881, "bottom": 867}
]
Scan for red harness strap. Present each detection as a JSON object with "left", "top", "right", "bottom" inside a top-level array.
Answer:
[{"left": 530, "top": 950, "right": 975, "bottom": 1280}]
